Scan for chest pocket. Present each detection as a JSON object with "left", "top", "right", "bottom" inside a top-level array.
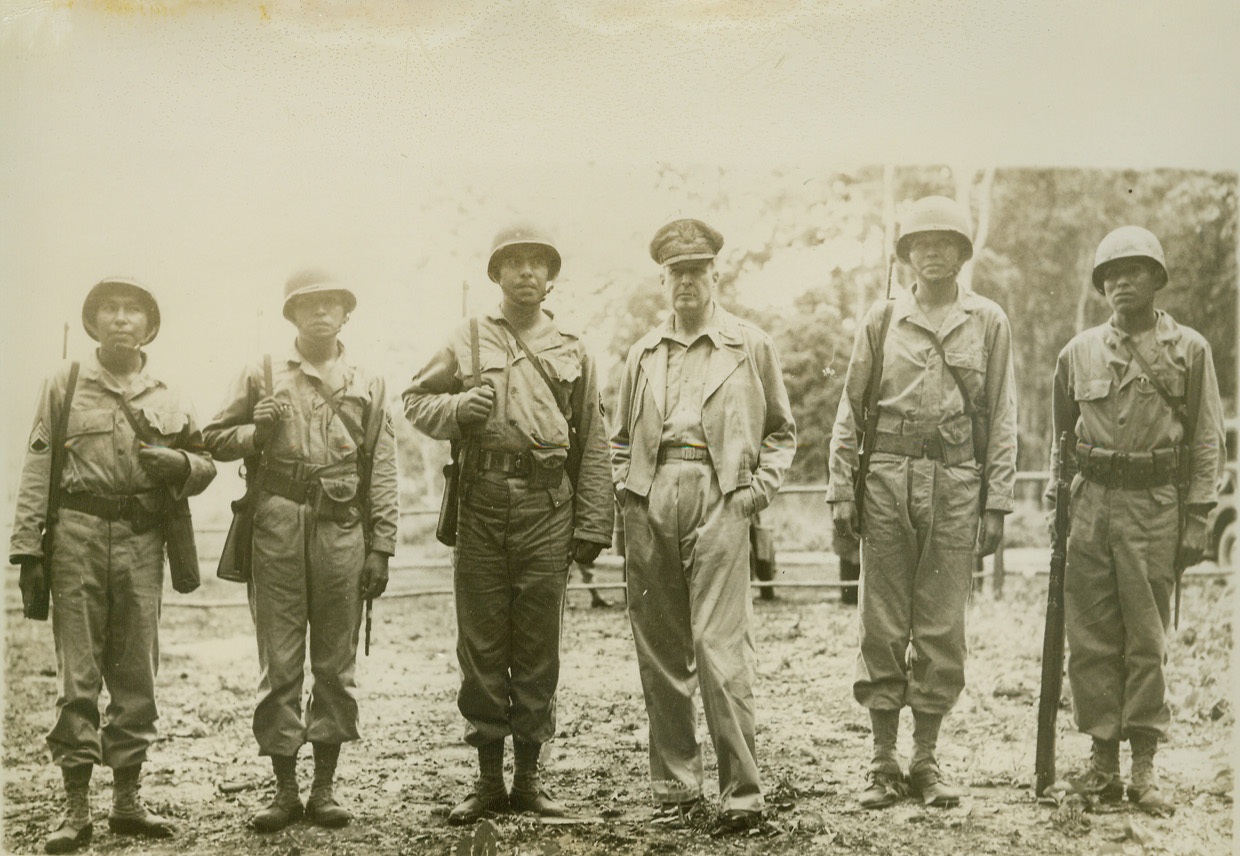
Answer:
[
  {"left": 1137, "top": 371, "right": 1185, "bottom": 399},
  {"left": 322, "top": 397, "right": 367, "bottom": 458},
  {"left": 1074, "top": 377, "right": 1112, "bottom": 403},
  {"left": 67, "top": 410, "right": 114, "bottom": 441}
]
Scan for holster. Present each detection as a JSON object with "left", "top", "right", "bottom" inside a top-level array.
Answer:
[{"left": 436, "top": 441, "right": 463, "bottom": 547}]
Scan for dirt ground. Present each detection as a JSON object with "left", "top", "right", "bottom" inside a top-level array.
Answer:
[{"left": 3, "top": 555, "right": 1234, "bottom": 856}]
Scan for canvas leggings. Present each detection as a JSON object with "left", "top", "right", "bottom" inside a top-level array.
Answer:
[
  {"left": 1064, "top": 479, "right": 1177, "bottom": 741},
  {"left": 248, "top": 491, "right": 365, "bottom": 756},
  {"left": 854, "top": 455, "right": 979, "bottom": 714},
  {"left": 47, "top": 508, "right": 165, "bottom": 770},
  {"left": 623, "top": 458, "right": 763, "bottom": 814},
  {"left": 454, "top": 470, "right": 573, "bottom": 747}
]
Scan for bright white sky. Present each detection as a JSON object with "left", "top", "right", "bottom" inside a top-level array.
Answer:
[{"left": 1, "top": 0, "right": 1238, "bottom": 496}]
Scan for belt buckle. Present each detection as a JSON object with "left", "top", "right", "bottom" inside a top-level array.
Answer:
[{"left": 1112, "top": 452, "right": 1128, "bottom": 488}]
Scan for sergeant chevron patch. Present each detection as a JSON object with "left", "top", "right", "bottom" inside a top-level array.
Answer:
[{"left": 28, "top": 420, "right": 50, "bottom": 454}]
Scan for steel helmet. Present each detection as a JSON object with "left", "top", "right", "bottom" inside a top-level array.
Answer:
[
  {"left": 1091, "top": 226, "right": 1168, "bottom": 293},
  {"left": 895, "top": 196, "right": 974, "bottom": 263},
  {"left": 82, "top": 277, "right": 161, "bottom": 345},
  {"left": 282, "top": 270, "right": 357, "bottom": 321},
  {"left": 487, "top": 224, "right": 561, "bottom": 283}
]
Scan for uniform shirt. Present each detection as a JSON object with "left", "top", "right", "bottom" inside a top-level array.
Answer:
[
  {"left": 1049, "top": 311, "right": 1223, "bottom": 508},
  {"left": 402, "top": 307, "right": 614, "bottom": 546},
  {"left": 659, "top": 316, "right": 716, "bottom": 449},
  {"left": 203, "top": 340, "right": 399, "bottom": 556},
  {"left": 10, "top": 352, "right": 216, "bottom": 562},
  {"left": 827, "top": 285, "right": 1018, "bottom": 513}
]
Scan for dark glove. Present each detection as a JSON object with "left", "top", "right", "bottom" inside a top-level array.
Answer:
[
  {"left": 571, "top": 539, "right": 604, "bottom": 566},
  {"left": 136, "top": 444, "right": 190, "bottom": 486},
  {"left": 19, "top": 559, "right": 48, "bottom": 621}
]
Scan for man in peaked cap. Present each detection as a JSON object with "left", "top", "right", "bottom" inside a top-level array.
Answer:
[
  {"left": 1047, "top": 226, "right": 1223, "bottom": 817},
  {"left": 403, "top": 225, "right": 613, "bottom": 824},
  {"left": 204, "top": 270, "right": 399, "bottom": 832},
  {"left": 611, "top": 219, "right": 796, "bottom": 835},
  {"left": 11, "top": 278, "right": 216, "bottom": 853},
  {"left": 828, "top": 196, "right": 1017, "bottom": 810}
]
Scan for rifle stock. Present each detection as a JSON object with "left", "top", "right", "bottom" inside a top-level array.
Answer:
[{"left": 1035, "top": 431, "right": 1072, "bottom": 796}]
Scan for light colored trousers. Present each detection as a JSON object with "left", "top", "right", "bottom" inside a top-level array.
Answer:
[
  {"left": 1065, "top": 479, "right": 1177, "bottom": 741},
  {"left": 855, "top": 456, "right": 979, "bottom": 714},
  {"left": 249, "top": 492, "right": 365, "bottom": 756},
  {"left": 48, "top": 508, "right": 165, "bottom": 770},
  {"left": 623, "top": 458, "right": 763, "bottom": 814}
]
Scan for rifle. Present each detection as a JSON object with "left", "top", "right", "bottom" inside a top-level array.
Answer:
[
  {"left": 30, "top": 360, "right": 80, "bottom": 620},
  {"left": 1035, "top": 430, "right": 1072, "bottom": 797},
  {"left": 854, "top": 255, "right": 896, "bottom": 522}
]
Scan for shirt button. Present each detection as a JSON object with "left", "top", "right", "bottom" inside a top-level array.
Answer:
[{"left": 1118, "top": 417, "right": 1127, "bottom": 426}]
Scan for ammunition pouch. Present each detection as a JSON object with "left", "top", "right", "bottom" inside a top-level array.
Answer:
[
  {"left": 472, "top": 447, "right": 566, "bottom": 489},
  {"left": 872, "top": 413, "right": 976, "bottom": 467},
  {"left": 258, "top": 461, "right": 362, "bottom": 525},
  {"left": 1075, "top": 442, "right": 1183, "bottom": 490}
]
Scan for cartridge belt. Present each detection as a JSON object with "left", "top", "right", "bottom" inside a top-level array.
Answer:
[
  {"left": 475, "top": 448, "right": 538, "bottom": 478},
  {"left": 872, "top": 431, "right": 946, "bottom": 461},
  {"left": 61, "top": 490, "right": 165, "bottom": 532},
  {"left": 1075, "top": 442, "right": 1183, "bottom": 490}
]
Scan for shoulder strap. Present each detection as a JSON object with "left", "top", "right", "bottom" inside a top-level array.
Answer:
[
  {"left": 495, "top": 317, "right": 574, "bottom": 425},
  {"left": 46, "top": 362, "right": 81, "bottom": 521},
  {"left": 1120, "top": 335, "right": 1190, "bottom": 430},
  {"left": 115, "top": 394, "right": 157, "bottom": 444},
  {"left": 913, "top": 326, "right": 977, "bottom": 418},
  {"left": 305, "top": 375, "right": 367, "bottom": 450}
]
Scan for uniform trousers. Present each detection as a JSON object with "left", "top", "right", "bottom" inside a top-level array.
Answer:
[
  {"left": 47, "top": 508, "right": 165, "bottom": 770},
  {"left": 855, "top": 455, "right": 979, "bottom": 714},
  {"left": 249, "top": 491, "right": 365, "bottom": 756},
  {"left": 454, "top": 470, "right": 573, "bottom": 747},
  {"left": 1065, "top": 479, "right": 1177, "bottom": 741},
  {"left": 623, "top": 458, "right": 763, "bottom": 814}
]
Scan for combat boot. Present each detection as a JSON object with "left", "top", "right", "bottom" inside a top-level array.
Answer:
[
  {"left": 305, "top": 742, "right": 350, "bottom": 828},
  {"left": 858, "top": 708, "right": 904, "bottom": 809},
  {"left": 449, "top": 740, "right": 508, "bottom": 825},
  {"left": 510, "top": 740, "right": 567, "bottom": 817},
  {"left": 108, "top": 764, "right": 176, "bottom": 838},
  {"left": 1128, "top": 734, "right": 1175, "bottom": 817},
  {"left": 251, "top": 754, "right": 303, "bottom": 832},
  {"left": 908, "top": 711, "right": 964, "bottom": 807},
  {"left": 45, "top": 765, "right": 92, "bottom": 854},
  {"left": 1064, "top": 738, "right": 1123, "bottom": 802}
]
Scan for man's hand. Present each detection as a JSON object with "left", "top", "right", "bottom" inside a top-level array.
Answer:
[
  {"left": 832, "top": 500, "right": 859, "bottom": 542},
  {"left": 18, "top": 559, "right": 47, "bottom": 621},
  {"left": 457, "top": 386, "right": 496, "bottom": 426},
  {"left": 252, "top": 396, "right": 287, "bottom": 445},
  {"left": 572, "top": 539, "right": 604, "bottom": 566},
  {"left": 1177, "top": 514, "right": 1209, "bottom": 570},
  {"left": 360, "top": 552, "right": 390, "bottom": 600},
  {"left": 976, "top": 509, "right": 1006, "bottom": 557},
  {"left": 137, "top": 444, "right": 190, "bottom": 485}
]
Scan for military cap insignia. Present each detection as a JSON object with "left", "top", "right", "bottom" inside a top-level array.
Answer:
[
  {"left": 28, "top": 420, "right": 50, "bottom": 454},
  {"left": 649, "top": 218, "right": 724, "bottom": 266}
]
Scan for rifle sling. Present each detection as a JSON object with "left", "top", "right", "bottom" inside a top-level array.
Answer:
[
  {"left": 494, "top": 316, "right": 578, "bottom": 435},
  {"left": 858, "top": 302, "right": 895, "bottom": 461},
  {"left": 45, "top": 361, "right": 81, "bottom": 530}
]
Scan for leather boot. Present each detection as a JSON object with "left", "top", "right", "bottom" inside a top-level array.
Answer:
[
  {"left": 510, "top": 740, "right": 566, "bottom": 817},
  {"left": 858, "top": 709, "right": 904, "bottom": 809},
  {"left": 908, "top": 712, "right": 963, "bottom": 808},
  {"left": 449, "top": 740, "right": 508, "bottom": 825},
  {"left": 108, "top": 764, "right": 176, "bottom": 838},
  {"left": 1065, "top": 737, "right": 1123, "bottom": 801},
  {"left": 251, "top": 754, "right": 303, "bottom": 832},
  {"left": 45, "top": 765, "right": 92, "bottom": 854},
  {"left": 305, "top": 742, "right": 350, "bottom": 828},
  {"left": 1129, "top": 734, "right": 1175, "bottom": 817}
]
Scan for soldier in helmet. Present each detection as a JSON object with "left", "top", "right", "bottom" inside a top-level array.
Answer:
[
  {"left": 828, "top": 196, "right": 1017, "bottom": 810},
  {"left": 1047, "top": 226, "right": 1223, "bottom": 817},
  {"left": 10, "top": 278, "right": 216, "bottom": 853},
  {"left": 203, "top": 271, "right": 399, "bottom": 832},
  {"left": 403, "top": 225, "right": 613, "bottom": 823},
  {"left": 611, "top": 219, "right": 796, "bottom": 835}
]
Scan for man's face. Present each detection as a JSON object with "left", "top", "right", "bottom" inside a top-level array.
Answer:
[
  {"left": 662, "top": 259, "right": 716, "bottom": 319},
  {"left": 907, "top": 232, "right": 964, "bottom": 283},
  {"left": 496, "top": 248, "right": 550, "bottom": 308},
  {"left": 93, "top": 291, "right": 150, "bottom": 351},
  {"left": 289, "top": 292, "right": 349, "bottom": 339},
  {"left": 1101, "top": 258, "right": 1161, "bottom": 317}
]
